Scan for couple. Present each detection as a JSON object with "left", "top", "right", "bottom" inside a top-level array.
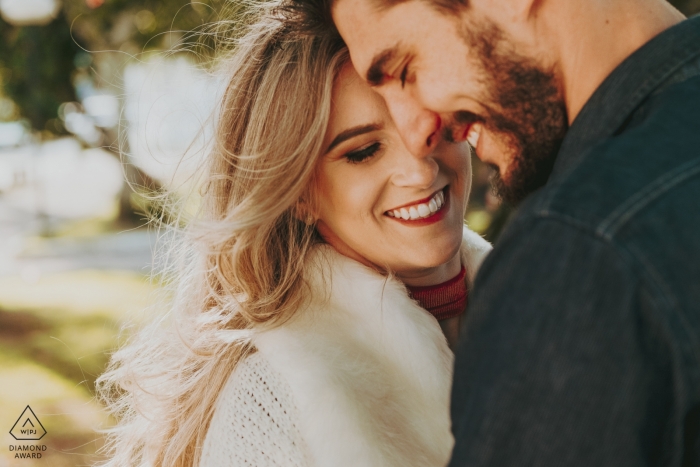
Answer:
[{"left": 98, "top": 0, "right": 700, "bottom": 465}]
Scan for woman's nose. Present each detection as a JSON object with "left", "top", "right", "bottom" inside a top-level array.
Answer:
[
  {"left": 382, "top": 87, "right": 442, "bottom": 160},
  {"left": 391, "top": 147, "right": 440, "bottom": 188}
]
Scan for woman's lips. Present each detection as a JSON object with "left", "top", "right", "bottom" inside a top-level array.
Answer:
[
  {"left": 385, "top": 187, "right": 449, "bottom": 225},
  {"left": 387, "top": 187, "right": 444, "bottom": 211}
]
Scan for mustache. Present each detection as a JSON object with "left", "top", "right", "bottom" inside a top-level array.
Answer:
[{"left": 442, "top": 111, "right": 485, "bottom": 143}]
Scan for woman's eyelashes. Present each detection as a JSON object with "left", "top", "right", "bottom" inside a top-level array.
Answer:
[
  {"left": 400, "top": 65, "right": 408, "bottom": 88},
  {"left": 344, "top": 142, "right": 381, "bottom": 164}
]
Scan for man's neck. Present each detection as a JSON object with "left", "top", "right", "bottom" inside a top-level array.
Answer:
[{"left": 539, "top": 0, "right": 685, "bottom": 123}]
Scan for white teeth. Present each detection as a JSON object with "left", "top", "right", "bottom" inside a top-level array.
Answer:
[
  {"left": 387, "top": 189, "right": 447, "bottom": 220},
  {"left": 466, "top": 123, "right": 482, "bottom": 148},
  {"left": 428, "top": 198, "right": 438, "bottom": 213}
]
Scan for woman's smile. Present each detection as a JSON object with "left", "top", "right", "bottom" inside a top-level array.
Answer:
[
  {"left": 385, "top": 186, "right": 449, "bottom": 225},
  {"left": 314, "top": 62, "right": 471, "bottom": 284}
]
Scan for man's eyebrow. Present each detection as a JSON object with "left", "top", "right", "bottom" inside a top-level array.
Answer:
[
  {"left": 366, "top": 48, "right": 397, "bottom": 86},
  {"left": 327, "top": 123, "right": 383, "bottom": 152}
]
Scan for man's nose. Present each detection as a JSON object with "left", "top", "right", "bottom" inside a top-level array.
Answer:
[{"left": 383, "top": 88, "right": 442, "bottom": 159}]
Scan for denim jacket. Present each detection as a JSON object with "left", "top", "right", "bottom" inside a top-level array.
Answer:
[{"left": 450, "top": 16, "right": 700, "bottom": 467}]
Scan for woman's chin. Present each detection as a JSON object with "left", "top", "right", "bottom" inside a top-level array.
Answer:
[
  {"left": 321, "top": 210, "right": 464, "bottom": 277},
  {"left": 393, "top": 222, "right": 463, "bottom": 263},
  {"left": 389, "top": 236, "right": 463, "bottom": 276}
]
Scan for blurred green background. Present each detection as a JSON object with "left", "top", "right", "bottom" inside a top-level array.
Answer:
[{"left": 1, "top": 0, "right": 698, "bottom": 465}]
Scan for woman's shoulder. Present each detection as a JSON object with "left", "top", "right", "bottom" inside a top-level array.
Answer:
[
  {"left": 200, "top": 351, "right": 310, "bottom": 467},
  {"left": 249, "top": 245, "right": 455, "bottom": 467}
]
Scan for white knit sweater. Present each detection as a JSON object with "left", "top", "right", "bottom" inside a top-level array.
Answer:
[{"left": 200, "top": 227, "right": 491, "bottom": 467}]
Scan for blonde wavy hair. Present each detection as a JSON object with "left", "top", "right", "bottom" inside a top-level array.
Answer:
[{"left": 96, "top": 5, "right": 346, "bottom": 466}]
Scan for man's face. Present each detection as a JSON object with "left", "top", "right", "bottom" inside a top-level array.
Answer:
[{"left": 332, "top": 0, "right": 568, "bottom": 204}]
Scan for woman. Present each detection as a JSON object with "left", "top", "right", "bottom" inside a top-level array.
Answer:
[{"left": 96, "top": 4, "right": 491, "bottom": 467}]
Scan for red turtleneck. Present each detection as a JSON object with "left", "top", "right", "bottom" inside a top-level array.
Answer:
[{"left": 406, "top": 266, "right": 468, "bottom": 321}]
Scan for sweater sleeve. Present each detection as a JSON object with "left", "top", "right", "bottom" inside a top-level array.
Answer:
[{"left": 200, "top": 351, "right": 311, "bottom": 467}]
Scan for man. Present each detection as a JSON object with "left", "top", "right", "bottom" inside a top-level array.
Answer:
[{"left": 284, "top": 0, "right": 700, "bottom": 465}]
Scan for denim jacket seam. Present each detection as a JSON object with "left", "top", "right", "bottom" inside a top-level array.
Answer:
[
  {"left": 621, "top": 241, "right": 700, "bottom": 369},
  {"left": 538, "top": 155, "right": 700, "bottom": 238},
  {"left": 650, "top": 56, "right": 700, "bottom": 98},
  {"left": 531, "top": 210, "right": 604, "bottom": 240},
  {"left": 524, "top": 211, "right": 700, "bottom": 369},
  {"left": 596, "top": 156, "right": 700, "bottom": 240},
  {"left": 606, "top": 44, "right": 700, "bottom": 141},
  {"left": 546, "top": 46, "right": 700, "bottom": 189},
  {"left": 625, "top": 44, "right": 700, "bottom": 117}
]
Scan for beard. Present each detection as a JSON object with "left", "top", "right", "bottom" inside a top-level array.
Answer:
[{"left": 450, "top": 21, "right": 568, "bottom": 205}]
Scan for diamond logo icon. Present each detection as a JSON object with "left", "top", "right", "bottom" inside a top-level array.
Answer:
[{"left": 10, "top": 406, "right": 46, "bottom": 441}]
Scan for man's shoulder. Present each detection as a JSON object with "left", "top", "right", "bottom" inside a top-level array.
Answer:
[
  {"left": 488, "top": 73, "right": 700, "bottom": 347},
  {"left": 520, "top": 72, "right": 700, "bottom": 243}
]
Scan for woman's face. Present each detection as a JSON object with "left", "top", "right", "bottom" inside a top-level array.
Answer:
[{"left": 314, "top": 62, "right": 471, "bottom": 284}]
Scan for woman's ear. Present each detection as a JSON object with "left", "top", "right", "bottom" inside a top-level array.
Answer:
[
  {"left": 294, "top": 201, "right": 317, "bottom": 226},
  {"left": 296, "top": 184, "right": 321, "bottom": 226}
]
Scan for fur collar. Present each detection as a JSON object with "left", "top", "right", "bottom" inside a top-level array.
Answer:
[{"left": 253, "top": 227, "right": 491, "bottom": 467}]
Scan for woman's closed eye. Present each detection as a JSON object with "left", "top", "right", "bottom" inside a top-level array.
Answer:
[{"left": 345, "top": 142, "right": 381, "bottom": 164}]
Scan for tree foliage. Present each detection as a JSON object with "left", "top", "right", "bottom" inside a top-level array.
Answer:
[
  {"left": 0, "top": 22, "right": 79, "bottom": 130},
  {"left": 0, "top": 0, "right": 222, "bottom": 131}
]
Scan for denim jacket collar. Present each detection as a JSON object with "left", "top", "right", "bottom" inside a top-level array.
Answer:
[{"left": 551, "top": 15, "right": 700, "bottom": 179}]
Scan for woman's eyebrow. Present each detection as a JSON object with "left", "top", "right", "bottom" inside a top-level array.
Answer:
[{"left": 327, "top": 123, "right": 383, "bottom": 152}]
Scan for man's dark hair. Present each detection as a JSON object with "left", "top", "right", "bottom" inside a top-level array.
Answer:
[{"left": 277, "top": 0, "right": 340, "bottom": 40}]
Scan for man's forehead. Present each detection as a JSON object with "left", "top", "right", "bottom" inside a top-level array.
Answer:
[{"left": 332, "top": 0, "right": 404, "bottom": 79}]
